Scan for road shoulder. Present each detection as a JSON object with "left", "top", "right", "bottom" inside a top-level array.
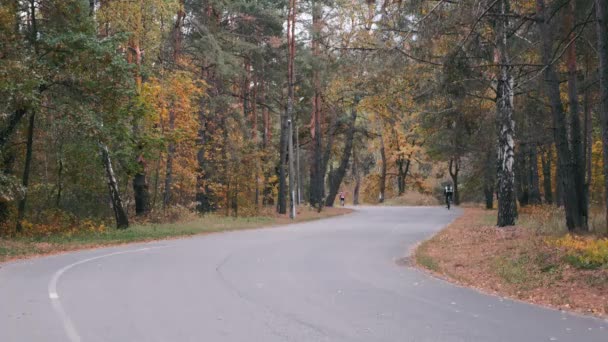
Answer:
[
  {"left": 412, "top": 207, "right": 608, "bottom": 318},
  {"left": 1, "top": 207, "right": 353, "bottom": 265}
]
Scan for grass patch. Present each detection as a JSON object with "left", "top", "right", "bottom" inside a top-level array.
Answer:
[
  {"left": 415, "top": 241, "right": 440, "bottom": 272},
  {"left": 493, "top": 255, "right": 534, "bottom": 286},
  {"left": 416, "top": 254, "right": 440, "bottom": 272},
  {"left": 0, "top": 206, "right": 351, "bottom": 263}
]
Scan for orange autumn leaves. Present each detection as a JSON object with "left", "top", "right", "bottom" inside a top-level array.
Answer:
[{"left": 142, "top": 72, "right": 206, "bottom": 206}]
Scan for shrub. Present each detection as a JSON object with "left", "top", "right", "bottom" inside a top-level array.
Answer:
[
  {"left": 519, "top": 205, "right": 568, "bottom": 235},
  {"left": 16, "top": 209, "right": 107, "bottom": 238},
  {"left": 551, "top": 235, "right": 608, "bottom": 269}
]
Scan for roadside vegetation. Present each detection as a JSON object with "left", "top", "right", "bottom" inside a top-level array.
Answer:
[
  {"left": 0, "top": 207, "right": 351, "bottom": 263},
  {"left": 383, "top": 191, "right": 440, "bottom": 207},
  {"left": 415, "top": 207, "right": 608, "bottom": 317}
]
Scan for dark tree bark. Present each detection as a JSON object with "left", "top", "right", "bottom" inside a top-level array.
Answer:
[
  {"left": 564, "top": 0, "right": 588, "bottom": 228},
  {"left": 516, "top": 143, "right": 529, "bottom": 206},
  {"left": 352, "top": 148, "right": 360, "bottom": 205},
  {"left": 541, "top": 147, "right": 553, "bottom": 204},
  {"left": 309, "top": 0, "right": 324, "bottom": 210},
  {"left": 101, "top": 144, "right": 129, "bottom": 229},
  {"left": 133, "top": 169, "right": 149, "bottom": 215},
  {"left": 15, "top": 112, "right": 35, "bottom": 233},
  {"left": 316, "top": 115, "right": 339, "bottom": 205},
  {"left": 555, "top": 154, "right": 564, "bottom": 207},
  {"left": 483, "top": 149, "right": 495, "bottom": 209},
  {"left": 596, "top": 0, "right": 608, "bottom": 230},
  {"left": 0, "top": 108, "right": 27, "bottom": 150},
  {"left": 397, "top": 155, "right": 411, "bottom": 196},
  {"left": 278, "top": 0, "right": 297, "bottom": 214},
  {"left": 583, "top": 57, "right": 592, "bottom": 210},
  {"left": 495, "top": 0, "right": 517, "bottom": 226},
  {"left": 277, "top": 104, "right": 288, "bottom": 214},
  {"left": 449, "top": 157, "right": 460, "bottom": 205},
  {"left": 537, "top": 0, "right": 584, "bottom": 230},
  {"left": 326, "top": 103, "right": 357, "bottom": 207},
  {"left": 196, "top": 92, "right": 214, "bottom": 213},
  {"left": 196, "top": 63, "right": 222, "bottom": 213},
  {"left": 528, "top": 143, "right": 541, "bottom": 204},
  {"left": 0, "top": 151, "right": 16, "bottom": 223},
  {"left": 56, "top": 149, "right": 63, "bottom": 207}
]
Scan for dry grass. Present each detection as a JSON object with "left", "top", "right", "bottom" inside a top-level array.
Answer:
[
  {"left": 414, "top": 207, "right": 608, "bottom": 317},
  {"left": 383, "top": 191, "right": 440, "bottom": 206},
  {"left": 0, "top": 206, "right": 352, "bottom": 264}
]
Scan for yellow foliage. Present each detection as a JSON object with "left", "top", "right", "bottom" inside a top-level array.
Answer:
[
  {"left": 551, "top": 235, "right": 608, "bottom": 269},
  {"left": 15, "top": 210, "right": 107, "bottom": 238}
]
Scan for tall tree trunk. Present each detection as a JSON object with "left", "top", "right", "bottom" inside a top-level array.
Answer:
[
  {"left": 100, "top": 144, "right": 129, "bottom": 229},
  {"left": 295, "top": 124, "right": 301, "bottom": 205},
  {"left": 537, "top": 0, "right": 583, "bottom": 230},
  {"left": 163, "top": 0, "right": 185, "bottom": 210},
  {"left": 352, "top": 148, "right": 360, "bottom": 205},
  {"left": 318, "top": 115, "right": 339, "bottom": 204},
  {"left": 555, "top": 152, "right": 564, "bottom": 206},
  {"left": 278, "top": 100, "right": 288, "bottom": 214},
  {"left": 56, "top": 148, "right": 63, "bottom": 207},
  {"left": 287, "top": 0, "right": 297, "bottom": 218},
  {"left": 397, "top": 158, "right": 406, "bottom": 196},
  {"left": 565, "top": 0, "right": 588, "bottom": 228},
  {"left": 528, "top": 143, "right": 541, "bottom": 204},
  {"left": 261, "top": 69, "right": 271, "bottom": 149},
  {"left": 541, "top": 148, "right": 553, "bottom": 204},
  {"left": 596, "top": 0, "right": 608, "bottom": 230},
  {"left": 15, "top": 112, "right": 35, "bottom": 233},
  {"left": 326, "top": 102, "right": 357, "bottom": 207},
  {"left": 583, "top": 57, "right": 592, "bottom": 210},
  {"left": 484, "top": 148, "right": 495, "bottom": 209},
  {"left": 449, "top": 157, "right": 460, "bottom": 205},
  {"left": 309, "top": 0, "right": 324, "bottom": 210},
  {"left": 379, "top": 130, "right": 386, "bottom": 204},
  {"left": 130, "top": 2, "right": 149, "bottom": 216},
  {"left": 279, "top": 0, "right": 297, "bottom": 215},
  {"left": 516, "top": 143, "right": 529, "bottom": 206},
  {"left": 196, "top": 91, "right": 213, "bottom": 213},
  {"left": 495, "top": 0, "right": 517, "bottom": 226}
]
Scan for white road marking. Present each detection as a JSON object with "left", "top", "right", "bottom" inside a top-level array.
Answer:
[{"left": 48, "top": 245, "right": 167, "bottom": 342}]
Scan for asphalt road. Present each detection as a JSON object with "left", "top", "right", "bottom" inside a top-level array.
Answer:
[{"left": 1, "top": 206, "right": 606, "bottom": 342}]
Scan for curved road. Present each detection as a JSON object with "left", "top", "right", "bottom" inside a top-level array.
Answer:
[{"left": 1, "top": 206, "right": 606, "bottom": 342}]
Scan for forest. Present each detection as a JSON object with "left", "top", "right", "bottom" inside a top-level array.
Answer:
[{"left": 1, "top": 0, "right": 608, "bottom": 236}]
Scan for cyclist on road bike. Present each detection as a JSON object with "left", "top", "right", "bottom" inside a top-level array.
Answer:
[{"left": 444, "top": 184, "right": 454, "bottom": 209}]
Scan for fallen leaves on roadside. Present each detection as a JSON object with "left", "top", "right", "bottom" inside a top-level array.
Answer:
[{"left": 414, "top": 208, "right": 608, "bottom": 317}]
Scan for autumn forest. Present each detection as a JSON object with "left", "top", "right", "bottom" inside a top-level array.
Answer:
[{"left": 1, "top": 0, "right": 608, "bottom": 236}]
